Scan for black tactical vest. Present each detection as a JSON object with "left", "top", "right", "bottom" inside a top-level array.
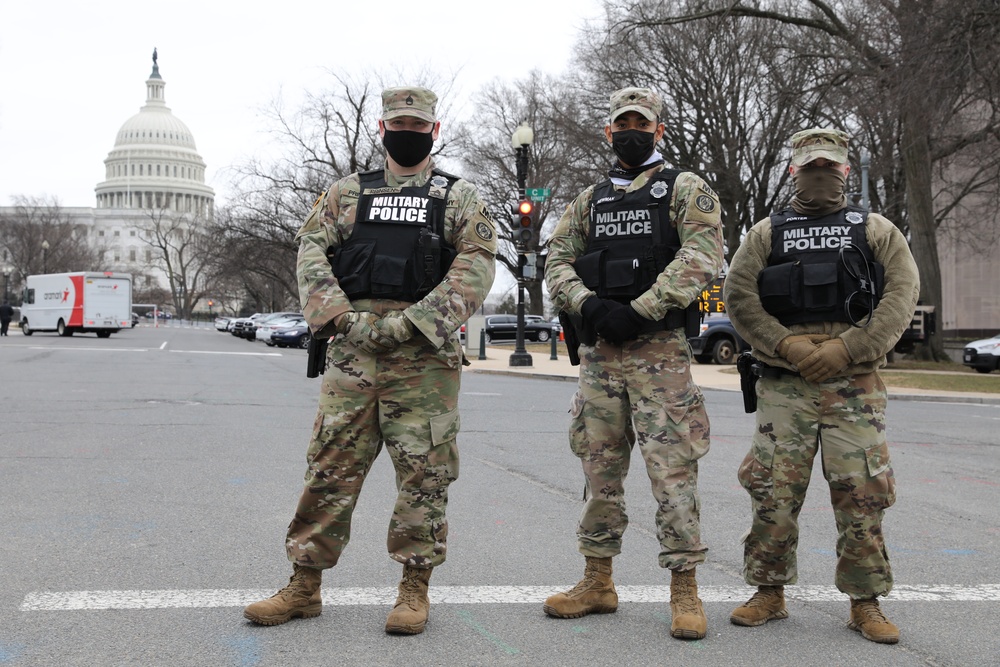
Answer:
[
  {"left": 330, "top": 168, "right": 458, "bottom": 302},
  {"left": 574, "top": 169, "right": 698, "bottom": 333},
  {"left": 758, "top": 205, "right": 885, "bottom": 326}
]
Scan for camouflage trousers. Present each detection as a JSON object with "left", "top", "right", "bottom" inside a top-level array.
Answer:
[
  {"left": 285, "top": 334, "right": 462, "bottom": 570},
  {"left": 739, "top": 372, "right": 896, "bottom": 599},
  {"left": 569, "top": 328, "right": 710, "bottom": 570}
]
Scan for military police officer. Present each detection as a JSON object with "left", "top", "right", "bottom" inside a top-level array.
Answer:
[
  {"left": 244, "top": 86, "right": 496, "bottom": 635},
  {"left": 723, "top": 128, "right": 919, "bottom": 644},
  {"left": 543, "top": 87, "right": 725, "bottom": 640}
]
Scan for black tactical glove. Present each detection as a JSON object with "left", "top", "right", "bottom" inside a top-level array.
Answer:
[
  {"left": 595, "top": 305, "right": 648, "bottom": 345},
  {"left": 581, "top": 296, "right": 625, "bottom": 329}
]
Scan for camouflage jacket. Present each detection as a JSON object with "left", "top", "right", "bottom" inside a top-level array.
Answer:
[
  {"left": 723, "top": 210, "right": 920, "bottom": 374},
  {"left": 545, "top": 164, "right": 725, "bottom": 321},
  {"left": 295, "top": 162, "right": 497, "bottom": 349}
]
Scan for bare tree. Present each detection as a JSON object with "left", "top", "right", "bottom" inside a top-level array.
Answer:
[
  {"left": 137, "top": 209, "right": 213, "bottom": 318},
  {"left": 620, "top": 0, "right": 1000, "bottom": 357},
  {"left": 0, "top": 196, "right": 108, "bottom": 296}
]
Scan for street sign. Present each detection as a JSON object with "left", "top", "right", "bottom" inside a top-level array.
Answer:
[{"left": 526, "top": 187, "right": 551, "bottom": 202}]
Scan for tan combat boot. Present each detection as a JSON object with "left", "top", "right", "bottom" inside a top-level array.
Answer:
[
  {"left": 385, "top": 565, "right": 433, "bottom": 635},
  {"left": 848, "top": 598, "right": 899, "bottom": 644},
  {"left": 669, "top": 568, "right": 707, "bottom": 639},
  {"left": 543, "top": 556, "right": 618, "bottom": 619},
  {"left": 730, "top": 585, "right": 789, "bottom": 627},
  {"left": 243, "top": 564, "right": 322, "bottom": 626}
]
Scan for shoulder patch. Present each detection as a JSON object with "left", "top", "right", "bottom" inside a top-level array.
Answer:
[
  {"left": 695, "top": 194, "right": 716, "bottom": 213},
  {"left": 475, "top": 221, "right": 494, "bottom": 242}
]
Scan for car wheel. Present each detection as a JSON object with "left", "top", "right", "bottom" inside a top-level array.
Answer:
[
  {"left": 975, "top": 366, "right": 994, "bottom": 374},
  {"left": 712, "top": 338, "right": 736, "bottom": 365},
  {"left": 484, "top": 332, "right": 492, "bottom": 344},
  {"left": 537, "top": 330, "right": 550, "bottom": 342},
  {"left": 694, "top": 354, "right": 712, "bottom": 364},
  {"left": 57, "top": 320, "right": 72, "bottom": 337},
  {"left": 96, "top": 331, "right": 112, "bottom": 338},
  {"left": 299, "top": 333, "right": 312, "bottom": 349},
  {"left": 21, "top": 320, "right": 32, "bottom": 336}
]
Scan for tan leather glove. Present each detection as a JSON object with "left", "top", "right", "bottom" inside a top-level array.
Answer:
[
  {"left": 776, "top": 334, "right": 831, "bottom": 365},
  {"left": 798, "top": 338, "right": 852, "bottom": 383},
  {"left": 336, "top": 311, "right": 398, "bottom": 355},
  {"left": 374, "top": 311, "right": 416, "bottom": 346}
]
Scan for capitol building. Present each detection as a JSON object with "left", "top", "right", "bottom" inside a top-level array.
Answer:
[{"left": 1, "top": 51, "right": 215, "bottom": 304}]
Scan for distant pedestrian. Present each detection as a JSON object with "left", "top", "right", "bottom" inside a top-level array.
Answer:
[
  {"left": 724, "top": 128, "right": 919, "bottom": 644},
  {"left": 0, "top": 301, "right": 14, "bottom": 336}
]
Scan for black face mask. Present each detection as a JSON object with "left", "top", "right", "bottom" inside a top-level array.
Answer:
[
  {"left": 382, "top": 129, "right": 434, "bottom": 168},
  {"left": 611, "top": 129, "right": 656, "bottom": 167}
]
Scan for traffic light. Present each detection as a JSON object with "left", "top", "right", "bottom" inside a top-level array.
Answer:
[{"left": 512, "top": 199, "right": 534, "bottom": 246}]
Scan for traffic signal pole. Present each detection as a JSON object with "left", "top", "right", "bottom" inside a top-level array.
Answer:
[{"left": 509, "top": 139, "right": 533, "bottom": 368}]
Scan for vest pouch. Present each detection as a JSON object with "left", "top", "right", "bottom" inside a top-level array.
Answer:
[
  {"left": 758, "top": 262, "right": 801, "bottom": 315},
  {"left": 573, "top": 250, "right": 604, "bottom": 292},
  {"left": 332, "top": 240, "right": 376, "bottom": 298},
  {"left": 370, "top": 254, "right": 409, "bottom": 297},
  {"left": 636, "top": 255, "right": 660, "bottom": 294},
  {"left": 603, "top": 257, "right": 640, "bottom": 298},
  {"left": 802, "top": 262, "right": 838, "bottom": 311}
]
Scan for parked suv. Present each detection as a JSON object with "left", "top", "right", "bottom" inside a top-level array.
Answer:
[
  {"left": 484, "top": 314, "right": 558, "bottom": 343},
  {"left": 963, "top": 333, "right": 1000, "bottom": 374},
  {"left": 688, "top": 314, "right": 749, "bottom": 365}
]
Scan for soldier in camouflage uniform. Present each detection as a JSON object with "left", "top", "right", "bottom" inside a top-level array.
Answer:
[
  {"left": 724, "top": 128, "right": 919, "bottom": 644},
  {"left": 244, "top": 86, "right": 496, "bottom": 635},
  {"left": 543, "top": 87, "right": 724, "bottom": 640}
]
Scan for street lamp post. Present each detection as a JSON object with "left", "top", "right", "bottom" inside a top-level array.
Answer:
[
  {"left": 509, "top": 123, "right": 534, "bottom": 368},
  {"left": 41, "top": 239, "right": 50, "bottom": 274}
]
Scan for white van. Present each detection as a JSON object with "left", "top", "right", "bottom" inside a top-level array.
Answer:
[{"left": 19, "top": 272, "right": 133, "bottom": 338}]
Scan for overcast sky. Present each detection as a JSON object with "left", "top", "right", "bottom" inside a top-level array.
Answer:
[{"left": 0, "top": 0, "right": 604, "bottom": 209}]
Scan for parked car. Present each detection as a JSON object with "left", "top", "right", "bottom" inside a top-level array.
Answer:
[
  {"left": 270, "top": 321, "right": 312, "bottom": 349},
  {"left": 483, "top": 314, "right": 559, "bottom": 343},
  {"left": 143, "top": 310, "right": 173, "bottom": 319},
  {"left": 688, "top": 314, "right": 749, "bottom": 365},
  {"left": 131, "top": 312, "right": 139, "bottom": 328},
  {"left": 214, "top": 316, "right": 233, "bottom": 331},
  {"left": 962, "top": 333, "right": 1000, "bottom": 374},
  {"left": 229, "top": 313, "right": 261, "bottom": 338},
  {"left": 245, "top": 312, "right": 301, "bottom": 341},
  {"left": 257, "top": 315, "right": 305, "bottom": 343}
]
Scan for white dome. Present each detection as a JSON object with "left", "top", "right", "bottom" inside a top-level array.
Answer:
[{"left": 115, "top": 109, "right": 197, "bottom": 149}]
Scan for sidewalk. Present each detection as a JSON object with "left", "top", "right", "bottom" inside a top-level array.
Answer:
[{"left": 465, "top": 345, "right": 1000, "bottom": 405}]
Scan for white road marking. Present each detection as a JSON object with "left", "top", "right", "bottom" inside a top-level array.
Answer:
[
  {"left": 168, "top": 350, "right": 282, "bottom": 357},
  {"left": 160, "top": 342, "right": 167, "bottom": 350},
  {"left": 20, "top": 585, "right": 1000, "bottom": 611},
  {"left": 29, "top": 347, "right": 148, "bottom": 352}
]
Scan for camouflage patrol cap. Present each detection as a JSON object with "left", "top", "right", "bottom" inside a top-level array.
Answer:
[
  {"left": 381, "top": 86, "right": 437, "bottom": 123},
  {"left": 609, "top": 87, "right": 662, "bottom": 122},
  {"left": 790, "top": 128, "right": 849, "bottom": 167}
]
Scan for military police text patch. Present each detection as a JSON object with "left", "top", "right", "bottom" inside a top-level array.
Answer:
[{"left": 695, "top": 194, "right": 716, "bottom": 213}]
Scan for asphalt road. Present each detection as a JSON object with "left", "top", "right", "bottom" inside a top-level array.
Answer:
[{"left": 1, "top": 326, "right": 998, "bottom": 666}]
